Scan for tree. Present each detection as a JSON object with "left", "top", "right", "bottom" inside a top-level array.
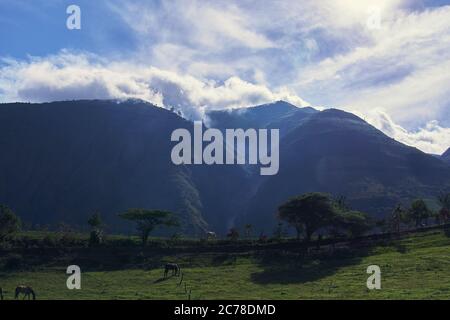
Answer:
[
  {"left": 273, "top": 222, "right": 286, "bottom": 240},
  {"left": 278, "top": 193, "right": 339, "bottom": 241},
  {"left": 118, "top": 209, "right": 178, "bottom": 245},
  {"left": 407, "top": 199, "right": 432, "bottom": 227},
  {"left": 88, "top": 211, "right": 104, "bottom": 246},
  {"left": 335, "top": 210, "right": 373, "bottom": 238},
  {"left": 334, "top": 195, "right": 350, "bottom": 211},
  {"left": 438, "top": 192, "right": 450, "bottom": 210},
  {"left": 88, "top": 211, "right": 102, "bottom": 229},
  {"left": 388, "top": 205, "right": 405, "bottom": 233},
  {"left": 0, "top": 205, "right": 21, "bottom": 241},
  {"left": 227, "top": 228, "right": 239, "bottom": 241},
  {"left": 437, "top": 192, "right": 450, "bottom": 224}
]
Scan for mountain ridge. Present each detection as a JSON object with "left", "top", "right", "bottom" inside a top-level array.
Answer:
[
  {"left": 0, "top": 99, "right": 449, "bottom": 234},
  {"left": 443, "top": 148, "right": 450, "bottom": 163}
]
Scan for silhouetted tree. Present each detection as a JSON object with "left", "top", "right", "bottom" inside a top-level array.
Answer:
[
  {"left": 227, "top": 228, "right": 239, "bottom": 241},
  {"left": 88, "top": 211, "right": 104, "bottom": 245},
  {"left": 0, "top": 204, "right": 21, "bottom": 241},
  {"left": 88, "top": 211, "right": 102, "bottom": 229},
  {"left": 437, "top": 192, "right": 450, "bottom": 224},
  {"left": 119, "top": 209, "right": 178, "bottom": 245},
  {"left": 335, "top": 210, "right": 374, "bottom": 238},
  {"left": 278, "top": 193, "right": 339, "bottom": 241},
  {"left": 388, "top": 205, "right": 405, "bottom": 233},
  {"left": 273, "top": 222, "right": 286, "bottom": 240},
  {"left": 334, "top": 195, "right": 350, "bottom": 211},
  {"left": 407, "top": 199, "right": 432, "bottom": 227}
]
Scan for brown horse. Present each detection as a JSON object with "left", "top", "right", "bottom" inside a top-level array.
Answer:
[{"left": 15, "top": 286, "right": 36, "bottom": 300}]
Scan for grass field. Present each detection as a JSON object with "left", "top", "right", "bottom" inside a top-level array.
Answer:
[{"left": 1, "top": 228, "right": 450, "bottom": 300}]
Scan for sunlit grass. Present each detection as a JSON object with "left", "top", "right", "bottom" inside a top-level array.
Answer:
[{"left": 1, "top": 229, "right": 450, "bottom": 299}]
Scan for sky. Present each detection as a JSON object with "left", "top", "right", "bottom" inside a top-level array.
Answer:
[{"left": 0, "top": 0, "right": 449, "bottom": 154}]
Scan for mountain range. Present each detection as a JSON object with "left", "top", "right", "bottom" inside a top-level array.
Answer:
[{"left": 0, "top": 99, "right": 449, "bottom": 235}]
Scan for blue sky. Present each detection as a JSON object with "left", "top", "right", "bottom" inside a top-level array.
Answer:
[{"left": 0, "top": 0, "right": 449, "bottom": 153}]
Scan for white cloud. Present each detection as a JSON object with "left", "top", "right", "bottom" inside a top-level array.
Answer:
[
  {"left": 0, "top": 53, "right": 164, "bottom": 105},
  {"left": 109, "top": 0, "right": 274, "bottom": 51},
  {"left": 294, "top": 5, "right": 450, "bottom": 128},
  {"left": 0, "top": 52, "right": 309, "bottom": 120},
  {"left": 1, "top": 0, "right": 449, "bottom": 155},
  {"left": 0, "top": 51, "right": 448, "bottom": 154},
  {"left": 358, "top": 108, "right": 450, "bottom": 154},
  {"left": 106, "top": 1, "right": 450, "bottom": 129}
]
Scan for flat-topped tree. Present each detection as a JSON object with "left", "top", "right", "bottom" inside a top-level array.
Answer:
[
  {"left": 335, "top": 210, "right": 374, "bottom": 238},
  {"left": 277, "top": 193, "right": 338, "bottom": 241},
  {"left": 278, "top": 193, "right": 374, "bottom": 241},
  {"left": 119, "top": 209, "right": 179, "bottom": 245}
]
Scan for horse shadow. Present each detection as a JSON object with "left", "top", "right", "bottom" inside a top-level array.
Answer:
[
  {"left": 153, "top": 277, "right": 171, "bottom": 284},
  {"left": 153, "top": 272, "right": 180, "bottom": 284}
]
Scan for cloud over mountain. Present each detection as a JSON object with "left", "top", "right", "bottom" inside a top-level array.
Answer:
[
  {"left": 0, "top": 52, "right": 309, "bottom": 120},
  {"left": 0, "top": 0, "right": 449, "bottom": 154},
  {"left": 357, "top": 109, "right": 450, "bottom": 154}
]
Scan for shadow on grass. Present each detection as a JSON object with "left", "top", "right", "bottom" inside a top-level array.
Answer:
[
  {"left": 250, "top": 245, "right": 373, "bottom": 285},
  {"left": 211, "top": 254, "right": 237, "bottom": 266},
  {"left": 153, "top": 276, "right": 174, "bottom": 284},
  {"left": 444, "top": 227, "right": 450, "bottom": 238},
  {"left": 393, "top": 241, "right": 409, "bottom": 254}
]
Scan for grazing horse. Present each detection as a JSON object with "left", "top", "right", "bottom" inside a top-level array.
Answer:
[
  {"left": 15, "top": 286, "right": 36, "bottom": 300},
  {"left": 164, "top": 263, "right": 180, "bottom": 278},
  {"left": 206, "top": 231, "right": 217, "bottom": 240}
]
